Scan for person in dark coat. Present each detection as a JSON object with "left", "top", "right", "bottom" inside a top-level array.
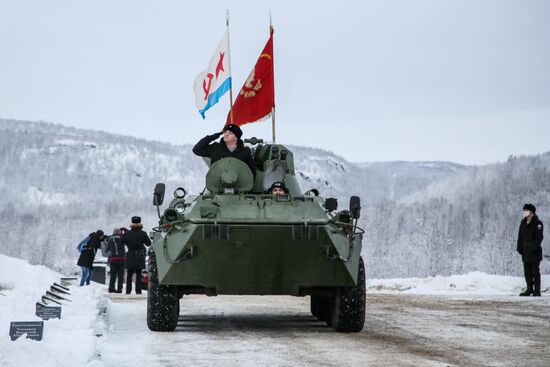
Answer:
[
  {"left": 122, "top": 216, "right": 151, "bottom": 294},
  {"left": 107, "top": 228, "right": 126, "bottom": 293},
  {"left": 192, "top": 124, "right": 256, "bottom": 176},
  {"left": 77, "top": 230, "right": 104, "bottom": 286},
  {"left": 517, "top": 203, "right": 544, "bottom": 296}
]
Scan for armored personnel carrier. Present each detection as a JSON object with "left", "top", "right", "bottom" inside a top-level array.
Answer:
[{"left": 148, "top": 138, "right": 365, "bottom": 332}]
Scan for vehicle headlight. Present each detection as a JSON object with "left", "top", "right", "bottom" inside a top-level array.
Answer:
[
  {"left": 174, "top": 187, "right": 186, "bottom": 199},
  {"left": 174, "top": 202, "right": 186, "bottom": 214}
]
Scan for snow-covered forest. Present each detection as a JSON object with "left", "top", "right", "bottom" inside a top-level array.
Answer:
[
  {"left": 364, "top": 153, "right": 550, "bottom": 277},
  {"left": 0, "top": 119, "right": 548, "bottom": 277}
]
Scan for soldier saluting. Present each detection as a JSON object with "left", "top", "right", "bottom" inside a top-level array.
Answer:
[
  {"left": 517, "top": 203, "right": 544, "bottom": 297},
  {"left": 192, "top": 124, "right": 256, "bottom": 176}
]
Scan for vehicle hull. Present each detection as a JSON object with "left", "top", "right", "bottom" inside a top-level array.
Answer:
[{"left": 152, "top": 222, "right": 362, "bottom": 296}]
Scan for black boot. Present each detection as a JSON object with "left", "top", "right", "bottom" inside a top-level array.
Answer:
[
  {"left": 533, "top": 277, "right": 541, "bottom": 297},
  {"left": 519, "top": 289, "right": 533, "bottom": 296}
]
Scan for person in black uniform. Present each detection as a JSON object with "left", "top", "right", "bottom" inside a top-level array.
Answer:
[
  {"left": 122, "top": 216, "right": 151, "bottom": 294},
  {"left": 517, "top": 203, "right": 544, "bottom": 296},
  {"left": 192, "top": 124, "right": 256, "bottom": 176}
]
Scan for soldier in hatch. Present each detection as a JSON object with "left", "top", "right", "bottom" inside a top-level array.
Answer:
[
  {"left": 517, "top": 203, "right": 544, "bottom": 297},
  {"left": 193, "top": 124, "right": 256, "bottom": 176},
  {"left": 269, "top": 181, "right": 289, "bottom": 195}
]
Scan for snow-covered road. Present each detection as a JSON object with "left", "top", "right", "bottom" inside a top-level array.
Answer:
[
  {"left": 99, "top": 293, "right": 550, "bottom": 367},
  {"left": 2, "top": 254, "right": 548, "bottom": 367}
]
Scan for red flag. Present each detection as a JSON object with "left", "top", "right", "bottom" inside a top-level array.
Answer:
[{"left": 227, "top": 29, "right": 274, "bottom": 126}]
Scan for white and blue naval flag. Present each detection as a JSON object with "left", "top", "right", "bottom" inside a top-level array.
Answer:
[{"left": 194, "top": 31, "right": 231, "bottom": 118}]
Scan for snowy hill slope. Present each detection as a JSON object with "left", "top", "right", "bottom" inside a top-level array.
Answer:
[
  {"left": 1, "top": 119, "right": 205, "bottom": 270},
  {"left": 0, "top": 119, "right": 459, "bottom": 271},
  {"left": 357, "top": 161, "right": 466, "bottom": 200},
  {"left": 363, "top": 153, "right": 550, "bottom": 277},
  {"left": 0, "top": 119, "right": 548, "bottom": 278}
]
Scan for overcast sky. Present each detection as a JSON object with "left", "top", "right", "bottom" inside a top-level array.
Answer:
[{"left": 1, "top": 0, "right": 549, "bottom": 165}]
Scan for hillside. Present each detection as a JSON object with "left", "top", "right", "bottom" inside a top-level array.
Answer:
[
  {"left": 363, "top": 153, "right": 550, "bottom": 277},
  {"left": 0, "top": 119, "right": 548, "bottom": 277}
]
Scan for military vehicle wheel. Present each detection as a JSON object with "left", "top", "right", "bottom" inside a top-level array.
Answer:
[
  {"left": 330, "top": 257, "right": 366, "bottom": 332},
  {"left": 147, "top": 250, "right": 179, "bottom": 331}
]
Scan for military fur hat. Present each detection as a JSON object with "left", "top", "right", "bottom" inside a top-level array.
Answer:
[
  {"left": 523, "top": 203, "right": 536, "bottom": 213},
  {"left": 269, "top": 181, "right": 289, "bottom": 194},
  {"left": 131, "top": 216, "right": 142, "bottom": 224},
  {"left": 223, "top": 124, "right": 243, "bottom": 139}
]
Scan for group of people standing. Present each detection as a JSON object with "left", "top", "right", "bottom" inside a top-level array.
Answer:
[{"left": 76, "top": 216, "right": 151, "bottom": 294}]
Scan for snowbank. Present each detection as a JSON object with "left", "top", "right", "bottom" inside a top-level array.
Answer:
[
  {"left": 0, "top": 254, "right": 106, "bottom": 367},
  {"left": 368, "top": 271, "right": 550, "bottom": 295}
]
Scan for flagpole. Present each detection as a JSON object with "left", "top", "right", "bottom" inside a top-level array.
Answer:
[
  {"left": 271, "top": 107, "right": 276, "bottom": 143},
  {"left": 270, "top": 11, "right": 276, "bottom": 143},
  {"left": 226, "top": 9, "right": 235, "bottom": 124}
]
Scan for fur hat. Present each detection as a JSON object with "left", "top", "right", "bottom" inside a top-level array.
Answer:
[
  {"left": 131, "top": 216, "right": 141, "bottom": 224},
  {"left": 223, "top": 124, "right": 243, "bottom": 139},
  {"left": 269, "top": 181, "right": 289, "bottom": 194},
  {"left": 523, "top": 203, "right": 536, "bottom": 213},
  {"left": 96, "top": 229, "right": 104, "bottom": 237}
]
